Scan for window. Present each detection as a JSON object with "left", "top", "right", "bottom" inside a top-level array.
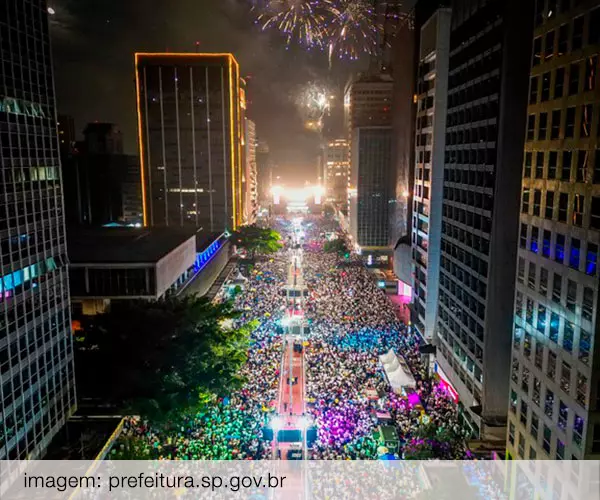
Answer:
[
  {"left": 565, "top": 107, "right": 576, "bottom": 137},
  {"left": 522, "top": 366, "right": 530, "bottom": 393},
  {"left": 570, "top": 238, "right": 581, "bottom": 269},
  {"left": 594, "top": 424, "right": 600, "bottom": 453},
  {"left": 590, "top": 8, "right": 600, "bottom": 45},
  {"left": 545, "top": 191, "right": 554, "bottom": 219},
  {"left": 543, "top": 230, "right": 551, "bottom": 257},
  {"left": 555, "top": 67, "right": 565, "bottom": 97},
  {"left": 564, "top": 321, "right": 574, "bottom": 353},
  {"left": 509, "top": 422, "right": 516, "bottom": 445},
  {"left": 558, "top": 193, "right": 568, "bottom": 222},
  {"left": 531, "top": 226, "right": 539, "bottom": 253},
  {"left": 576, "top": 373, "right": 588, "bottom": 407},
  {"left": 529, "top": 447, "right": 537, "bottom": 459},
  {"left": 594, "top": 149, "right": 600, "bottom": 183},
  {"left": 585, "top": 56, "right": 597, "bottom": 92},
  {"left": 566, "top": 279, "right": 577, "bottom": 312},
  {"left": 572, "top": 195, "right": 584, "bottom": 226},
  {"left": 552, "top": 273, "right": 562, "bottom": 303},
  {"left": 510, "top": 390, "right": 518, "bottom": 414},
  {"left": 569, "top": 64, "right": 580, "bottom": 95},
  {"left": 576, "top": 150, "right": 589, "bottom": 182},
  {"left": 527, "top": 115, "right": 536, "bottom": 141},
  {"left": 536, "top": 152, "right": 545, "bottom": 177},
  {"left": 524, "top": 152, "right": 532, "bottom": 177},
  {"left": 550, "top": 312, "right": 560, "bottom": 343},
  {"left": 540, "top": 267, "right": 548, "bottom": 295},
  {"left": 529, "top": 76, "right": 539, "bottom": 104},
  {"left": 545, "top": 387, "right": 555, "bottom": 417},
  {"left": 579, "top": 329, "right": 590, "bottom": 365},
  {"left": 591, "top": 197, "right": 600, "bottom": 230},
  {"left": 531, "top": 412, "right": 539, "bottom": 439},
  {"left": 558, "top": 25, "right": 569, "bottom": 55},
  {"left": 541, "top": 73, "right": 551, "bottom": 101},
  {"left": 512, "top": 357, "right": 519, "bottom": 383},
  {"left": 533, "top": 377, "right": 541, "bottom": 406},
  {"left": 586, "top": 242, "right": 598, "bottom": 275},
  {"left": 581, "top": 104, "right": 593, "bottom": 138},
  {"left": 533, "top": 37, "right": 542, "bottom": 66},
  {"left": 537, "top": 304, "right": 547, "bottom": 333},
  {"left": 535, "top": 344, "right": 544, "bottom": 370},
  {"left": 572, "top": 16, "right": 583, "bottom": 50},
  {"left": 573, "top": 414, "right": 584, "bottom": 448},
  {"left": 543, "top": 425, "right": 551, "bottom": 453},
  {"left": 522, "top": 189, "right": 530, "bottom": 214},
  {"left": 562, "top": 150, "right": 572, "bottom": 179},
  {"left": 556, "top": 439, "right": 565, "bottom": 460},
  {"left": 533, "top": 190, "right": 542, "bottom": 216},
  {"left": 528, "top": 262, "right": 537, "bottom": 290},
  {"left": 545, "top": 32, "right": 555, "bottom": 61},
  {"left": 524, "top": 332, "right": 532, "bottom": 357},
  {"left": 583, "top": 287, "right": 594, "bottom": 321},
  {"left": 551, "top": 110, "right": 561, "bottom": 139},
  {"left": 560, "top": 362, "right": 571, "bottom": 393},
  {"left": 517, "top": 433, "right": 526, "bottom": 458},
  {"left": 518, "top": 257, "right": 526, "bottom": 283},
  {"left": 548, "top": 151, "right": 558, "bottom": 178}
]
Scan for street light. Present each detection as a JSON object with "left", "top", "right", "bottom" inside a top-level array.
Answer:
[{"left": 47, "top": 6, "right": 56, "bottom": 14}]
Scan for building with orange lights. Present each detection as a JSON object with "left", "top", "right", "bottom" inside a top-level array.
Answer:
[{"left": 135, "top": 53, "right": 244, "bottom": 231}]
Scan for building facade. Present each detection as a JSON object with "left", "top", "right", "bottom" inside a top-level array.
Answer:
[
  {"left": 0, "top": 0, "right": 76, "bottom": 463},
  {"left": 256, "top": 140, "right": 272, "bottom": 205},
  {"left": 507, "top": 0, "right": 600, "bottom": 460},
  {"left": 434, "top": 0, "right": 534, "bottom": 440},
  {"left": 324, "top": 139, "right": 350, "bottom": 208},
  {"left": 243, "top": 118, "right": 258, "bottom": 224},
  {"left": 411, "top": 8, "right": 452, "bottom": 342},
  {"left": 349, "top": 127, "right": 394, "bottom": 251},
  {"left": 135, "top": 53, "right": 244, "bottom": 232}
]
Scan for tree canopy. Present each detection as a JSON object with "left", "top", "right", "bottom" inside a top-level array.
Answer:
[
  {"left": 323, "top": 238, "right": 349, "bottom": 256},
  {"left": 75, "top": 297, "right": 257, "bottom": 426},
  {"left": 230, "top": 224, "right": 282, "bottom": 258}
]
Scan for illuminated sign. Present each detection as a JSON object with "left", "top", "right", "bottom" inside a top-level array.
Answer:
[{"left": 434, "top": 362, "right": 459, "bottom": 403}]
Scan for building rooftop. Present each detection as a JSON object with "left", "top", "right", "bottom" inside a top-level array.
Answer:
[{"left": 67, "top": 227, "right": 200, "bottom": 264}]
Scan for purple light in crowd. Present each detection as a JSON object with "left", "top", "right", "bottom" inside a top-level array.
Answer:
[{"left": 407, "top": 392, "right": 420, "bottom": 407}]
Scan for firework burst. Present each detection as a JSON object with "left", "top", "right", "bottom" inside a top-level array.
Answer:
[
  {"left": 252, "top": 0, "right": 330, "bottom": 48},
  {"left": 326, "top": 0, "right": 382, "bottom": 61},
  {"left": 294, "top": 81, "right": 334, "bottom": 131}
]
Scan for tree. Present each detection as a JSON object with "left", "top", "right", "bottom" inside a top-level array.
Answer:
[
  {"left": 323, "top": 238, "right": 349, "bottom": 257},
  {"left": 230, "top": 224, "right": 282, "bottom": 259},
  {"left": 75, "top": 297, "right": 258, "bottom": 427}
]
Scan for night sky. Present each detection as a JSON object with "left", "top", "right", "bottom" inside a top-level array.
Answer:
[{"left": 49, "top": 0, "right": 363, "bottom": 183}]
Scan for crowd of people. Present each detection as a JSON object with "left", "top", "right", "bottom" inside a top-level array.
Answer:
[{"left": 114, "top": 214, "right": 469, "bottom": 462}]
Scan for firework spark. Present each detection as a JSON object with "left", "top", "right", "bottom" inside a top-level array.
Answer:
[
  {"left": 253, "top": 0, "right": 330, "bottom": 48},
  {"left": 326, "top": 0, "right": 382, "bottom": 62},
  {"left": 294, "top": 81, "right": 333, "bottom": 132}
]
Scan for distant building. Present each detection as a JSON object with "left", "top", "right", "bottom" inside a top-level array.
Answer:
[
  {"left": 349, "top": 127, "right": 394, "bottom": 257},
  {"left": 324, "top": 139, "right": 350, "bottom": 208},
  {"left": 0, "top": 0, "right": 76, "bottom": 465},
  {"left": 411, "top": 8, "right": 452, "bottom": 343},
  {"left": 244, "top": 118, "right": 258, "bottom": 224},
  {"left": 57, "top": 114, "right": 76, "bottom": 156},
  {"left": 135, "top": 53, "right": 244, "bottom": 231},
  {"left": 344, "top": 73, "right": 394, "bottom": 134},
  {"left": 507, "top": 1, "right": 600, "bottom": 461},
  {"left": 61, "top": 123, "right": 142, "bottom": 226},
  {"left": 256, "top": 140, "right": 273, "bottom": 204},
  {"left": 434, "top": 0, "right": 533, "bottom": 441}
]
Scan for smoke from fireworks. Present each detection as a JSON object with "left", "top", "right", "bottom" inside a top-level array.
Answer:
[{"left": 294, "top": 81, "right": 334, "bottom": 132}]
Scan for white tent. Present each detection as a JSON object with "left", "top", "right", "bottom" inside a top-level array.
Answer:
[{"left": 379, "top": 349, "right": 416, "bottom": 393}]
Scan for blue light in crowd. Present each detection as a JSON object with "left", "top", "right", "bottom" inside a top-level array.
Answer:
[{"left": 530, "top": 241, "right": 538, "bottom": 254}]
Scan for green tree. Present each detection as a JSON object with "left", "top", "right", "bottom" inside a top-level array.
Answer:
[
  {"left": 76, "top": 297, "right": 258, "bottom": 426},
  {"left": 323, "top": 238, "right": 349, "bottom": 256},
  {"left": 230, "top": 224, "right": 282, "bottom": 259}
]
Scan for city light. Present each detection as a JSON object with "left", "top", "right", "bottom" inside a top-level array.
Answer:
[{"left": 47, "top": 7, "right": 55, "bottom": 15}]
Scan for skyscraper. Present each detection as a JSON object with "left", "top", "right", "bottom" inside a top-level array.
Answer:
[
  {"left": 411, "top": 7, "right": 452, "bottom": 342},
  {"left": 256, "top": 140, "right": 273, "bottom": 204},
  {"left": 434, "top": 0, "right": 534, "bottom": 440},
  {"left": 349, "top": 127, "right": 394, "bottom": 251},
  {"left": 508, "top": 0, "right": 600, "bottom": 460},
  {"left": 0, "top": 0, "right": 76, "bottom": 462},
  {"left": 324, "top": 139, "right": 350, "bottom": 208},
  {"left": 135, "top": 53, "right": 244, "bottom": 232}
]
